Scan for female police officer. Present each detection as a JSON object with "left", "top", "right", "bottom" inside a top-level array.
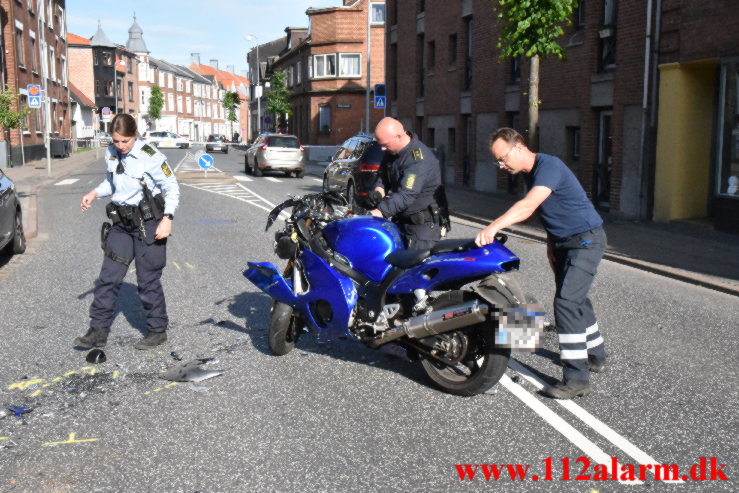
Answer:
[{"left": 75, "top": 114, "right": 179, "bottom": 350}]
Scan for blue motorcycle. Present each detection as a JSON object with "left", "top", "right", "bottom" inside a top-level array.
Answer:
[{"left": 244, "top": 191, "right": 545, "bottom": 396}]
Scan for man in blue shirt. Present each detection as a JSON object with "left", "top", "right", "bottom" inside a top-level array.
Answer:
[
  {"left": 75, "top": 114, "right": 179, "bottom": 350},
  {"left": 476, "top": 128, "right": 607, "bottom": 399}
]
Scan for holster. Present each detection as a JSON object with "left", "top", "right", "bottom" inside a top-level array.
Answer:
[{"left": 101, "top": 222, "right": 111, "bottom": 250}]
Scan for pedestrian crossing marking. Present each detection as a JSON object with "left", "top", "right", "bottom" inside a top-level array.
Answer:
[
  {"left": 182, "top": 182, "right": 289, "bottom": 219},
  {"left": 174, "top": 151, "right": 222, "bottom": 173},
  {"left": 265, "top": 177, "right": 282, "bottom": 183},
  {"left": 54, "top": 178, "right": 79, "bottom": 186},
  {"left": 234, "top": 175, "right": 253, "bottom": 182}
]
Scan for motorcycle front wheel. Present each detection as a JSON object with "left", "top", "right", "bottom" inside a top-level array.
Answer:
[
  {"left": 419, "top": 291, "right": 511, "bottom": 396},
  {"left": 268, "top": 301, "right": 302, "bottom": 356}
]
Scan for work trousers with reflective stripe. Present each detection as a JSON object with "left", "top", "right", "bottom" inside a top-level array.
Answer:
[
  {"left": 89, "top": 220, "right": 168, "bottom": 333},
  {"left": 551, "top": 227, "right": 606, "bottom": 381}
]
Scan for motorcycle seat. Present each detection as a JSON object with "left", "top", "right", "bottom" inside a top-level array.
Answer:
[
  {"left": 430, "top": 239, "right": 479, "bottom": 254},
  {"left": 384, "top": 249, "right": 432, "bottom": 268}
]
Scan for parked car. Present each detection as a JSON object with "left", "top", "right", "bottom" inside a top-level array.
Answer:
[
  {"left": 94, "top": 130, "right": 112, "bottom": 146},
  {"left": 205, "top": 134, "right": 229, "bottom": 154},
  {"left": 144, "top": 131, "right": 190, "bottom": 149},
  {"left": 244, "top": 133, "right": 305, "bottom": 178},
  {"left": 0, "top": 169, "right": 26, "bottom": 257},
  {"left": 323, "top": 134, "right": 385, "bottom": 211}
]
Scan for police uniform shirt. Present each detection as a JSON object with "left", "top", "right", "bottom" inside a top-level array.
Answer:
[
  {"left": 94, "top": 139, "right": 180, "bottom": 216},
  {"left": 376, "top": 133, "right": 441, "bottom": 218},
  {"left": 525, "top": 153, "right": 602, "bottom": 240}
]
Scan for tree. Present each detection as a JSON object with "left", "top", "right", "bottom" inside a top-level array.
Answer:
[
  {"left": 222, "top": 90, "right": 241, "bottom": 140},
  {"left": 494, "top": 0, "right": 578, "bottom": 150},
  {"left": 266, "top": 71, "right": 292, "bottom": 132},
  {"left": 147, "top": 85, "right": 164, "bottom": 128},
  {"left": 0, "top": 88, "right": 31, "bottom": 166}
]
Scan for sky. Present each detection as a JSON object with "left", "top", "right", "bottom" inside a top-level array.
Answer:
[{"left": 67, "top": 0, "right": 344, "bottom": 77}]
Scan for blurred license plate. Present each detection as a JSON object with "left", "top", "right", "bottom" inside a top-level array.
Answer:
[{"left": 495, "top": 304, "right": 547, "bottom": 351}]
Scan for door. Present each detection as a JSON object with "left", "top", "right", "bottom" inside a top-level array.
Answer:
[{"left": 594, "top": 110, "right": 613, "bottom": 211}]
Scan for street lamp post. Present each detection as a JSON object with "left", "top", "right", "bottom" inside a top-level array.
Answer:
[{"left": 245, "top": 35, "right": 261, "bottom": 137}]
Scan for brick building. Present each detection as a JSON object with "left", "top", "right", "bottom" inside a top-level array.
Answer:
[
  {"left": 386, "top": 0, "right": 739, "bottom": 233},
  {"left": 268, "top": 0, "right": 386, "bottom": 145},
  {"left": 1, "top": 0, "right": 71, "bottom": 165}
]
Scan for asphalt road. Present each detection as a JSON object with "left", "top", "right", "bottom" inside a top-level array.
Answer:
[{"left": 0, "top": 146, "right": 736, "bottom": 492}]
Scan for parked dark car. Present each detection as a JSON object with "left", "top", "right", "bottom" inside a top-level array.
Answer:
[
  {"left": 244, "top": 133, "right": 305, "bottom": 178},
  {"left": 323, "top": 134, "right": 385, "bottom": 211},
  {"left": 205, "top": 134, "right": 229, "bottom": 154},
  {"left": 0, "top": 169, "right": 26, "bottom": 257}
]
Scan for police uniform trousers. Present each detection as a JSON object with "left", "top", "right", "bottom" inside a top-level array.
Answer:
[
  {"left": 551, "top": 227, "right": 607, "bottom": 381},
  {"left": 89, "top": 220, "right": 168, "bottom": 333},
  {"left": 398, "top": 218, "right": 441, "bottom": 250}
]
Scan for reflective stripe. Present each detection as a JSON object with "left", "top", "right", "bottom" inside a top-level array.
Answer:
[
  {"left": 560, "top": 349, "right": 588, "bottom": 360},
  {"left": 559, "top": 333, "right": 587, "bottom": 344},
  {"left": 586, "top": 336, "right": 604, "bottom": 349},
  {"left": 585, "top": 323, "right": 599, "bottom": 336}
]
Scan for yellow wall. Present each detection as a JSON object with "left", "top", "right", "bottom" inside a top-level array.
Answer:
[{"left": 654, "top": 61, "right": 718, "bottom": 221}]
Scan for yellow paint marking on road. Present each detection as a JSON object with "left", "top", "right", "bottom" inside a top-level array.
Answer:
[
  {"left": 185, "top": 262, "right": 195, "bottom": 270},
  {"left": 0, "top": 437, "right": 10, "bottom": 440},
  {"left": 51, "top": 377, "right": 62, "bottom": 383},
  {"left": 80, "top": 366, "right": 97, "bottom": 376},
  {"left": 172, "top": 262, "right": 182, "bottom": 271},
  {"left": 8, "top": 378, "right": 46, "bottom": 390},
  {"left": 112, "top": 370, "right": 119, "bottom": 379},
  {"left": 64, "top": 370, "right": 78, "bottom": 377},
  {"left": 165, "top": 382, "right": 178, "bottom": 388},
  {"left": 42, "top": 433, "right": 99, "bottom": 447},
  {"left": 31, "top": 390, "right": 43, "bottom": 397},
  {"left": 145, "top": 382, "right": 178, "bottom": 395}
]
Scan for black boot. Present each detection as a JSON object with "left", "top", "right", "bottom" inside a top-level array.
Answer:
[
  {"left": 543, "top": 379, "right": 591, "bottom": 399},
  {"left": 74, "top": 327, "right": 109, "bottom": 349},
  {"left": 589, "top": 356, "right": 607, "bottom": 373},
  {"left": 134, "top": 331, "right": 167, "bottom": 350}
]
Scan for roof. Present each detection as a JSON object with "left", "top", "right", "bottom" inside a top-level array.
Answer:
[
  {"left": 68, "top": 33, "right": 91, "bottom": 45},
  {"left": 189, "top": 64, "right": 250, "bottom": 90},
  {"left": 90, "top": 22, "right": 115, "bottom": 48},
  {"left": 126, "top": 15, "right": 149, "bottom": 53},
  {"left": 69, "top": 82, "right": 95, "bottom": 108}
]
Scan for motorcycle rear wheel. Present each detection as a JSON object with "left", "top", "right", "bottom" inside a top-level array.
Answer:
[
  {"left": 419, "top": 291, "right": 511, "bottom": 396},
  {"left": 268, "top": 301, "right": 302, "bottom": 356}
]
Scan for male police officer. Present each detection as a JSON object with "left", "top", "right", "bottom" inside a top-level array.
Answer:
[
  {"left": 75, "top": 114, "right": 179, "bottom": 350},
  {"left": 475, "top": 128, "right": 606, "bottom": 399},
  {"left": 369, "top": 117, "right": 447, "bottom": 249}
]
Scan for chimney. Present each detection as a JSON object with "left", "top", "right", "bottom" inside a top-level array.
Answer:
[
  {"left": 227, "top": 65, "right": 235, "bottom": 74},
  {"left": 210, "top": 59, "right": 219, "bottom": 70},
  {"left": 191, "top": 53, "right": 200, "bottom": 65}
]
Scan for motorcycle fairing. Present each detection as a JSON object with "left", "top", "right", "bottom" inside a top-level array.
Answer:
[
  {"left": 388, "top": 242, "right": 521, "bottom": 294},
  {"left": 244, "top": 249, "right": 358, "bottom": 340}
]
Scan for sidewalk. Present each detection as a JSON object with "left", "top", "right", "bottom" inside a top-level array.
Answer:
[{"left": 6, "top": 155, "right": 739, "bottom": 297}]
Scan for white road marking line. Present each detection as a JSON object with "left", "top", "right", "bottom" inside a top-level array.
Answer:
[
  {"left": 173, "top": 153, "right": 192, "bottom": 171},
  {"left": 234, "top": 175, "right": 253, "bottom": 182},
  {"left": 54, "top": 178, "right": 79, "bottom": 186},
  {"left": 508, "top": 360, "right": 684, "bottom": 483},
  {"left": 311, "top": 178, "right": 322, "bottom": 183},
  {"left": 181, "top": 182, "right": 289, "bottom": 219},
  {"left": 499, "top": 374, "right": 643, "bottom": 485},
  {"left": 265, "top": 177, "right": 282, "bottom": 183}
]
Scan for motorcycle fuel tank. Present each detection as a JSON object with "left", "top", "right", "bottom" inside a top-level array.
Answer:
[{"left": 322, "top": 216, "right": 403, "bottom": 283}]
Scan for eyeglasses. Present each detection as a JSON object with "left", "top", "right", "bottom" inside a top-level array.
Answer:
[{"left": 496, "top": 145, "right": 517, "bottom": 166}]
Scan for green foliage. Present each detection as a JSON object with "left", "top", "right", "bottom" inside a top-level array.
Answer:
[
  {"left": 266, "top": 71, "right": 293, "bottom": 117},
  {"left": 0, "top": 88, "right": 30, "bottom": 130},
  {"left": 222, "top": 91, "right": 241, "bottom": 123},
  {"left": 147, "top": 85, "right": 164, "bottom": 121},
  {"left": 495, "top": 0, "right": 578, "bottom": 60}
]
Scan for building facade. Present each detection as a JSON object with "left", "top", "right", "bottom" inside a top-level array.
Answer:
[{"left": 1, "top": 0, "right": 71, "bottom": 165}]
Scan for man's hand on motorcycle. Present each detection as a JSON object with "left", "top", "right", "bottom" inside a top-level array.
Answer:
[
  {"left": 369, "top": 209, "right": 384, "bottom": 218},
  {"left": 475, "top": 224, "right": 499, "bottom": 246}
]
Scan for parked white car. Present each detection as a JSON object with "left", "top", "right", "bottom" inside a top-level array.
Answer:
[{"left": 144, "top": 131, "right": 190, "bottom": 149}]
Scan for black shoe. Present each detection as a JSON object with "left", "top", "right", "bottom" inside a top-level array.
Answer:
[
  {"left": 589, "top": 357, "right": 607, "bottom": 373},
  {"left": 543, "top": 379, "right": 591, "bottom": 399},
  {"left": 74, "top": 327, "right": 109, "bottom": 349},
  {"left": 134, "top": 331, "right": 167, "bottom": 350}
]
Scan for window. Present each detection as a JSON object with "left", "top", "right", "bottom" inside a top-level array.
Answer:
[
  {"left": 574, "top": 0, "right": 586, "bottom": 28},
  {"left": 20, "top": 95, "right": 30, "bottom": 133},
  {"left": 50, "top": 46, "right": 56, "bottom": 80},
  {"left": 116, "top": 79, "right": 122, "bottom": 100},
  {"left": 371, "top": 3, "right": 386, "bottom": 25},
  {"left": 186, "top": 97, "right": 191, "bottom": 113},
  {"left": 30, "top": 33, "right": 37, "bottom": 72},
  {"left": 94, "top": 50, "right": 99, "bottom": 66},
  {"left": 127, "top": 57, "right": 132, "bottom": 74},
  {"left": 159, "top": 72, "right": 165, "bottom": 86},
  {"left": 313, "top": 54, "right": 336, "bottom": 78},
  {"left": 61, "top": 56, "right": 67, "bottom": 85},
  {"left": 58, "top": 7, "right": 66, "bottom": 37},
  {"left": 427, "top": 127, "right": 435, "bottom": 148},
  {"left": 15, "top": 28, "right": 25, "bottom": 68},
  {"left": 319, "top": 104, "right": 331, "bottom": 133},
  {"left": 34, "top": 102, "right": 42, "bottom": 133},
  {"left": 308, "top": 56, "right": 313, "bottom": 78},
  {"left": 339, "top": 53, "right": 361, "bottom": 77},
  {"left": 102, "top": 51, "right": 113, "bottom": 66},
  {"left": 104, "top": 80, "right": 114, "bottom": 97},
  {"left": 418, "top": 0, "right": 425, "bottom": 13},
  {"left": 427, "top": 41, "right": 435, "bottom": 71},
  {"left": 598, "top": 0, "right": 617, "bottom": 71},
  {"left": 128, "top": 81, "right": 134, "bottom": 102},
  {"left": 418, "top": 35, "right": 425, "bottom": 97},
  {"left": 297, "top": 61, "right": 302, "bottom": 84},
  {"left": 288, "top": 66, "right": 294, "bottom": 86},
  {"left": 177, "top": 78, "right": 183, "bottom": 91},
  {"left": 141, "top": 89, "right": 147, "bottom": 106},
  {"left": 567, "top": 126, "right": 581, "bottom": 161},
  {"left": 168, "top": 93, "right": 174, "bottom": 111},
  {"left": 510, "top": 56, "right": 521, "bottom": 82},
  {"left": 96, "top": 80, "right": 102, "bottom": 97},
  {"left": 716, "top": 62, "right": 739, "bottom": 197},
  {"left": 177, "top": 95, "right": 183, "bottom": 112},
  {"left": 464, "top": 17, "right": 473, "bottom": 90}
]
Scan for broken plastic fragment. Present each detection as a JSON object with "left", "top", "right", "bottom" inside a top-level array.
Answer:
[
  {"left": 86, "top": 349, "right": 107, "bottom": 364},
  {"left": 485, "top": 384, "right": 499, "bottom": 395},
  {"left": 7, "top": 406, "right": 32, "bottom": 418},
  {"left": 170, "top": 351, "right": 183, "bottom": 361},
  {"left": 160, "top": 358, "right": 223, "bottom": 383}
]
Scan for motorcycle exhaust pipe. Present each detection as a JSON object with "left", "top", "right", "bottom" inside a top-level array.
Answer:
[{"left": 368, "top": 300, "right": 488, "bottom": 348}]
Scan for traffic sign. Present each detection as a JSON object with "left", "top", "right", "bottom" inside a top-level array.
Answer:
[
  {"left": 27, "top": 84, "right": 41, "bottom": 108},
  {"left": 374, "top": 96, "right": 386, "bottom": 109},
  {"left": 101, "top": 106, "right": 112, "bottom": 122},
  {"left": 198, "top": 153, "right": 214, "bottom": 170}
]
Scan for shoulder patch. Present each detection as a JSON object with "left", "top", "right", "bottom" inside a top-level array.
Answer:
[
  {"left": 161, "top": 162, "right": 173, "bottom": 178},
  {"left": 141, "top": 144, "right": 157, "bottom": 156},
  {"left": 405, "top": 174, "right": 416, "bottom": 190},
  {"left": 412, "top": 148, "right": 424, "bottom": 161}
]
